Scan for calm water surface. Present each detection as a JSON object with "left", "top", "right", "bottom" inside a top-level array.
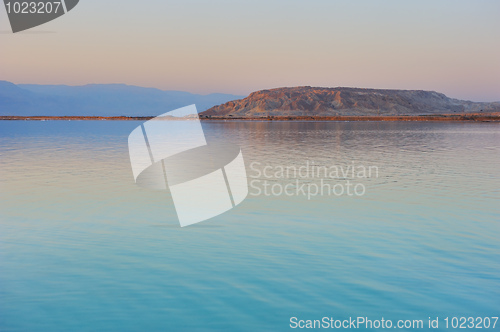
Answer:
[{"left": 0, "top": 121, "right": 499, "bottom": 331}]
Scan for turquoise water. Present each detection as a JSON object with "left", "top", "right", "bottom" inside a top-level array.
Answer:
[{"left": 0, "top": 121, "right": 499, "bottom": 331}]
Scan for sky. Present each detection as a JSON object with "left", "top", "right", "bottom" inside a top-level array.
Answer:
[{"left": 1, "top": 0, "right": 499, "bottom": 101}]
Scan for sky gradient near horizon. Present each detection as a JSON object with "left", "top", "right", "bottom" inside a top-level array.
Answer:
[{"left": 1, "top": 0, "right": 499, "bottom": 101}]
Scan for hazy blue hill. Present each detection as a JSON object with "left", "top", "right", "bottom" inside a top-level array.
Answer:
[{"left": 0, "top": 81, "right": 243, "bottom": 116}]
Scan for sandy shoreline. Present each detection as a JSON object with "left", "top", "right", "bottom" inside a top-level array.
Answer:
[{"left": 1, "top": 114, "right": 499, "bottom": 122}]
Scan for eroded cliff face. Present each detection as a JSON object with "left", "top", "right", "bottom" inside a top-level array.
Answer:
[{"left": 203, "top": 87, "right": 500, "bottom": 117}]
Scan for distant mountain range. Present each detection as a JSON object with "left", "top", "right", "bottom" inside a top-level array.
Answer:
[
  {"left": 2, "top": 82, "right": 499, "bottom": 118},
  {"left": 0, "top": 81, "right": 243, "bottom": 116},
  {"left": 203, "top": 87, "right": 500, "bottom": 117}
]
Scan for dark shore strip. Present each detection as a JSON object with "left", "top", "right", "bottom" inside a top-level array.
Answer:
[
  {"left": 1, "top": 114, "right": 499, "bottom": 122},
  {"left": 202, "top": 114, "right": 500, "bottom": 122},
  {"left": 0, "top": 116, "right": 154, "bottom": 121}
]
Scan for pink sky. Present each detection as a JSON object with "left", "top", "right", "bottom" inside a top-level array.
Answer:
[{"left": 1, "top": 0, "right": 499, "bottom": 101}]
